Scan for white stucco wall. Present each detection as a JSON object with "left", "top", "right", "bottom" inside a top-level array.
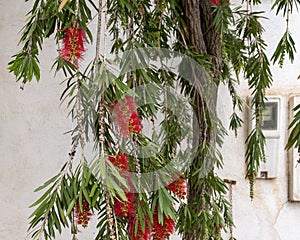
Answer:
[
  {"left": 217, "top": 1, "right": 300, "bottom": 239},
  {"left": 0, "top": 1, "right": 73, "bottom": 239},
  {"left": 1, "top": 0, "right": 300, "bottom": 240}
]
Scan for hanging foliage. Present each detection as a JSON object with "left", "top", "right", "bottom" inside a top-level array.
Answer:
[{"left": 8, "top": 0, "right": 299, "bottom": 239}]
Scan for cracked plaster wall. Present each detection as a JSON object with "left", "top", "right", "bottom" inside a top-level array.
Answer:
[{"left": 1, "top": 0, "right": 300, "bottom": 240}]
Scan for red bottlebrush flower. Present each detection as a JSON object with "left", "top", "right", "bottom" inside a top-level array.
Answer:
[
  {"left": 114, "top": 192, "right": 137, "bottom": 218},
  {"left": 215, "top": 223, "right": 223, "bottom": 234},
  {"left": 112, "top": 96, "right": 143, "bottom": 136},
  {"left": 108, "top": 153, "right": 131, "bottom": 187},
  {"left": 128, "top": 217, "right": 151, "bottom": 240},
  {"left": 152, "top": 207, "right": 175, "bottom": 240},
  {"left": 59, "top": 24, "right": 86, "bottom": 67},
  {"left": 167, "top": 177, "right": 187, "bottom": 199},
  {"left": 124, "top": 96, "right": 137, "bottom": 113},
  {"left": 109, "top": 153, "right": 137, "bottom": 218},
  {"left": 129, "top": 112, "right": 142, "bottom": 134},
  {"left": 211, "top": 0, "right": 221, "bottom": 5},
  {"left": 108, "top": 153, "right": 129, "bottom": 171},
  {"left": 211, "top": 0, "right": 229, "bottom": 6},
  {"left": 74, "top": 197, "right": 92, "bottom": 228},
  {"left": 114, "top": 96, "right": 137, "bottom": 119}
]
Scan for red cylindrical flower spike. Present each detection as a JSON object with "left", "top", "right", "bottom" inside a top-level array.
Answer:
[
  {"left": 59, "top": 24, "right": 86, "bottom": 68},
  {"left": 211, "top": 0, "right": 221, "bottom": 6},
  {"left": 74, "top": 197, "right": 92, "bottom": 228},
  {"left": 152, "top": 206, "right": 175, "bottom": 240},
  {"left": 128, "top": 217, "right": 151, "bottom": 240},
  {"left": 167, "top": 177, "right": 187, "bottom": 199},
  {"left": 112, "top": 96, "right": 142, "bottom": 137}
]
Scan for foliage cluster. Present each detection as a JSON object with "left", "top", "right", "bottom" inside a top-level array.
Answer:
[{"left": 8, "top": 0, "right": 300, "bottom": 239}]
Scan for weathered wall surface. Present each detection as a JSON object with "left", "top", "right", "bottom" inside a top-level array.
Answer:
[
  {"left": 1, "top": 0, "right": 300, "bottom": 240},
  {"left": 217, "top": 1, "right": 300, "bottom": 239},
  {"left": 0, "top": 1, "right": 82, "bottom": 239}
]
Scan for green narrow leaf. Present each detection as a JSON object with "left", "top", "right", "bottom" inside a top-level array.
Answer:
[
  {"left": 34, "top": 173, "right": 60, "bottom": 192},
  {"left": 32, "top": 57, "right": 41, "bottom": 81},
  {"left": 66, "top": 198, "right": 76, "bottom": 216},
  {"left": 82, "top": 185, "right": 91, "bottom": 205},
  {"left": 29, "top": 186, "right": 54, "bottom": 208},
  {"left": 90, "top": 182, "right": 98, "bottom": 197},
  {"left": 52, "top": 208, "right": 62, "bottom": 233},
  {"left": 56, "top": 199, "right": 67, "bottom": 225}
]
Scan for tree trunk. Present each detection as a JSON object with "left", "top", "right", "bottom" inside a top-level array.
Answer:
[{"left": 177, "top": 0, "right": 222, "bottom": 239}]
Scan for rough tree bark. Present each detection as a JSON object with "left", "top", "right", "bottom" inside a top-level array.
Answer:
[{"left": 177, "top": 0, "right": 222, "bottom": 239}]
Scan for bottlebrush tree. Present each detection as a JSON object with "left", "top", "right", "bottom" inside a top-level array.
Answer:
[{"left": 8, "top": 0, "right": 300, "bottom": 240}]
